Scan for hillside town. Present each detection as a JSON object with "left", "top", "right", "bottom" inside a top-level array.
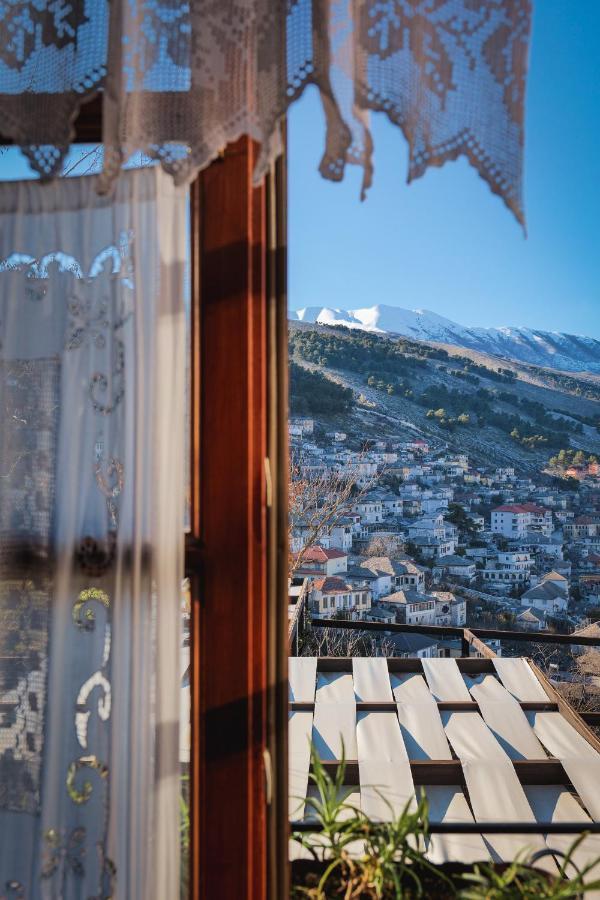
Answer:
[{"left": 289, "top": 415, "right": 600, "bottom": 667}]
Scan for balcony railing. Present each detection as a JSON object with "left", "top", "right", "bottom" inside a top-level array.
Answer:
[{"left": 310, "top": 616, "right": 600, "bottom": 728}]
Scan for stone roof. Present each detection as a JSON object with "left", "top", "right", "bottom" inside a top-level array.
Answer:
[
  {"left": 359, "top": 556, "right": 423, "bottom": 577},
  {"left": 380, "top": 589, "right": 435, "bottom": 606},
  {"left": 572, "top": 621, "right": 600, "bottom": 639},
  {"left": 433, "top": 554, "right": 474, "bottom": 567},
  {"left": 517, "top": 607, "right": 547, "bottom": 623},
  {"left": 522, "top": 581, "right": 567, "bottom": 603}
]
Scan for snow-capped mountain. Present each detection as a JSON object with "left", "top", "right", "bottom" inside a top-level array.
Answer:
[{"left": 290, "top": 304, "right": 600, "bottom": 374}]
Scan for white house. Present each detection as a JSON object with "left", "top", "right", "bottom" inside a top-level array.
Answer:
[
  {"left": 564, "top": 516, "right": 600, "bottom": 540},
  {"left": 380, "top": 493, "right": 404, "bottom": 516},
  {"left": 433, "top": 591, "right": 466, "bottom": 627},
  {"left": 511, "top": 534, "right": 564, "bottom": 559},
  {"left": 363, "top": 607, "right": 396, "bottom": 626},
  {"left": 410, "top": 535, "right": 456, "bottom": 559},
  {"left": 481, "top": 549, "right": 534, "bottom": 589},
  {"left": 350, "top": 462, "right": 379, "bottom": 487},
  {"left": 497, "top": 551, "right": 533, "bottom": 571},
  {"left": 516, "top": 607, "right": 546, "bottom": 631},
  {"left": 295, "top": 545, "right": 348, "bottom": 576},
  {"left": 386, "top": 633, "right": 439, "bottom": 658},
  {"left": 328, "top": 518, "right": 354, "bottom": 552},
  {"left": 491, "top": 503, "right": 553, "bottom": 538},
  {"left": 520, "top": 570, "right": 569, "bottom": 615},
  {"left": 290, "top": 417, "right": 314, "bottom": 435},
  {"left": 380, "top": 590, "right": 436, "bottom": 626},
  {"left": 360, "top": 556, "right": 426, "bottom": 593},
  {"left": 350, "top": 560, "right": 393, "bottom": 599},
  {"left": 421, "top": 495, "right": 449, "bottom": 515},
  {"left": 403, "top": 439, "right": 429, "bottom": 455},
  {"left": 432, "top": 555, "right": 476, "bottom": 583},
  {"left": 310, "top": 576, "right": 371, "bottom": 618},
  {"left": 495, "top": 467, "right": 515, "bottom": 481},
  {"left": 407, "top": 514, "right": 446, "bottom": 541},
  {"left": 351, "top": 496, "right": 383, "bottom": 524}
]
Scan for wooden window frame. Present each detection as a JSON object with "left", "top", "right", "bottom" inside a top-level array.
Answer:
[
  {"left": 44, "top": 106, "right": 290, "bottom": 900},
  {"left": 187, "top": 137, "right": 289, "bottom": 900}
]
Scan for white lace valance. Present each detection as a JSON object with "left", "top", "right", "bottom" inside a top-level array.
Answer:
[{"left": 0, "top": 0, "right": 531, "bottom": 225}]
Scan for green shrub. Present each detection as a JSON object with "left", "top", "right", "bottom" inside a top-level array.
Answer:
[{"left": 291, "top": 751, "right": 600, "bottom": 899}]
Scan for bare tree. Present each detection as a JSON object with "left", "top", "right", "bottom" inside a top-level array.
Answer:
[
  {"left": 525, "top": 639, "right": 563, "bottom": 675},
  {"left": 63, "top": 146, "right": 104, "bottom": 176},
  {"left": 288, "top": 453, "right": 375, "bottom": 573},
  {"left": 300, "top": 622, "right": 396, "bottom": 658},
  {"left": 556, "top": 649, "right": 600, "bottom": 720},
  {"left": 363, "top": 533, "right": 405, "bottom": 559}
]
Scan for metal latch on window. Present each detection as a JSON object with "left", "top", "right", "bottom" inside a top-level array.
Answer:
[
  {"left": 262, "top": 747, "right": 273, "bottom": 805},
  {"left": 264, "top": 457, "right": 273, "bottom": 508}
]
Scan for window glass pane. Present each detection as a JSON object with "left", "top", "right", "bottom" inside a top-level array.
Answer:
[{"left": 0, "top": 151, "right": 192, "bottom": 898}]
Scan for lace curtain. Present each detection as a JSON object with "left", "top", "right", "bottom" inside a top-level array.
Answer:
[
  {"left": 0, "top": 0, "right": 531, "bottom": 225},
  {"left": 0, "top": 168, "right": 186, "bottom": 899}
]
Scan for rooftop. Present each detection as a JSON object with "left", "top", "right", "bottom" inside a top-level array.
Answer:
[
  {"left": 312, "top": 576, "right": 353, "bottom": 593},
  {"left": 433, "top": 554, "right": 475, "bottom": 567},
  {"left": 493, "top": 503, "right": 549, "bottom": 514},
  {"left": 572, "top": 621, "right": 600, "bottom": 639},
  {"left": 380, "top": 589, "right": 435, "bottom": 606},
  {"left": 297, "top": 545, "right": 348, "bottom": 562},
  {"left": 522, "top": 582, "right": 567, "bottom": 602},
  {"left": 358, "top": 556, "right": 423, "bottom": 577},
  {"left": 289, "top": 654, "right": 600, "bottom": 867}
]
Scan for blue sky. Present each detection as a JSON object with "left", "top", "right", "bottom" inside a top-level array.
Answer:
[{"left": 288, "top": 1, "right": 600, "bottom": 337}]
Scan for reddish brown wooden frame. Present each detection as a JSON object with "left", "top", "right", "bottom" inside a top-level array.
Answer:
[{"left": 187, "top": 136, "right": 289, "bottom": 900}]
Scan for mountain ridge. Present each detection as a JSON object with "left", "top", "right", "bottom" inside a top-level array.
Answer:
[
  {"left": 289, "top": 322, "right": 600, "bottom": 474},
  {"left": 289, "top": 304, "right": 600, "bottom": 374}
]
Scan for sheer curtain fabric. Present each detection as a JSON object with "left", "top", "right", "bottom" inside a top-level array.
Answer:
[
  {"left": 0, "top": 0, "right": 531, "bottom": 225},
  {"left": 0, "top": 168, "right": 186, "bottom": 899}
]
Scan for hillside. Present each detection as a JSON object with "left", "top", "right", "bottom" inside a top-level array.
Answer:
[
  {"left": 290, "top": 304, "right": 600, "bottom": 374},
  {"left": 289, "top": 322, "right": 600, "bottom": 473}
]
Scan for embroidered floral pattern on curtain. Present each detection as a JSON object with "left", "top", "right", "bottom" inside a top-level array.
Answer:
[
  {"left": 0, "top": 0, "right": 531, "bottom": 225},
  {"left": 0, "top": 169, "right": 186, "bottom": 900}
]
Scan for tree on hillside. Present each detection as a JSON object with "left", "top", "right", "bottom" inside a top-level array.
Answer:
[
  {"left": 289, "top": 361, "right": 353, "bottom": 416},
  {"left": 446, "top": 503, "right": 476, "bottom": 535}
]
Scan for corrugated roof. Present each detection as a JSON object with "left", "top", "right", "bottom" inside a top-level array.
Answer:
[{"left": 289, "top": 656, "right": 600, "bottom": 868}]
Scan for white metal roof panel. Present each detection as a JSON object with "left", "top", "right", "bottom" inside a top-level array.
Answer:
[
  {"left": 356, "top": 710, "right": 414, "bottom": 820},
  {"left": 352, "top": 657, "right": 393, "bottom": 701},
  {"left": 465, "top": 673, "right": 546, "bottom": 761},
  {"left": 424, "top": 785, "right": 488, "bottom": 865},
  {"left": 493, "top": 657, "right": 549, "bottom": 702},
  {"left": 422, "top": 658, "right": 471, "bottom": 702},
  {"left": 442, "top": 710, "right": 555, "bottom": 870},
  {"left": 527, "top": 711, "right": 600, "bottom": 820},
  {"left": 289, "top": 656, "right": 317, "bottom": 702},
  {"left": 392, "top": 673, "right": 452, "bottom": 760}
]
